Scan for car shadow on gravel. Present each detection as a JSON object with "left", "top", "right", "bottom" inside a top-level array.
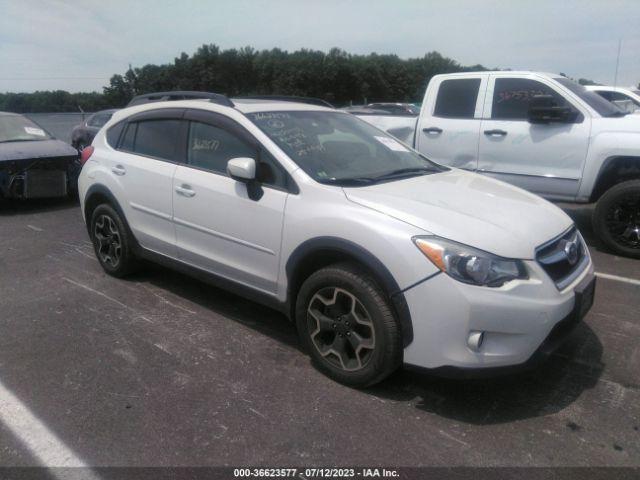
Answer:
[
  {"left": 125, "top": 263, "right": 302, "bottom": 351},
  {"left": 0, "top": 196, "right": 78, "bottom": 216},
  {"left": 369, "top": 322, "right": 604, "bottom": 425}
]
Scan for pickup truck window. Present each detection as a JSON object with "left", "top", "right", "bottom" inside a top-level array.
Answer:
[
  {"left": 249, "top": 111, "right": 445, "bottom": 185},
  {"left": 554, "top": 77, "right": 624, "bottom": 117},
  {"left": 434, "top": 79, "right": 480, "bottom": 119},
  {"left": 491, "top": 78, "right": 568, "bottom": 120}
]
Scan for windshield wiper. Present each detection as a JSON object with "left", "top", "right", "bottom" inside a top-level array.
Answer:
[
  {"left": 370, "top": 166, "right": 436, "bottom": 182},
  {"left": 607, "top": 112, "right": 628, "bottom": 117},
  {"left": 318, "top": 177, "right": 377, "bottom": 186}
]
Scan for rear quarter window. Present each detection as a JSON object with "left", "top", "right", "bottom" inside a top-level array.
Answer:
[{"left": 106, "top": 122, "right": 125, "bottom": 148}]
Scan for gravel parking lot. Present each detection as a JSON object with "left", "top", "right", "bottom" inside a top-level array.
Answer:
[{"left": 0, "top": 198, "right": 638, "bottom": 468}]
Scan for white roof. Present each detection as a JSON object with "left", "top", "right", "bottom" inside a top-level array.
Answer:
[
  {"left": 433, "top": 70, "right": 561, "bottom": 79},
  {"left": 109, "top": 98, "right": 332, "bottom": 123}
]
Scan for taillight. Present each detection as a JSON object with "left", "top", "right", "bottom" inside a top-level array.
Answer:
[{"left": 80, "top": 146, "right": 94, "bottom": 165}]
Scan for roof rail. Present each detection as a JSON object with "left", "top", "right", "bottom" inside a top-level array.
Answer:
[
  {"left": 127, "top": 91, "right": 234, "bottom": 108},
  {"left": 237, "top": 95, "right": 334, "bottom": 108}
]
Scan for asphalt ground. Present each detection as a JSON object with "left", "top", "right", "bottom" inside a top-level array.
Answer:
[{"left": 0, "top": 198, "right": 638, "bottom": 468}]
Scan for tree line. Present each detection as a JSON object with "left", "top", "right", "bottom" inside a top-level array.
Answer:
[{"left": 1, "top": 45, "right": 487, "bottom": 113}]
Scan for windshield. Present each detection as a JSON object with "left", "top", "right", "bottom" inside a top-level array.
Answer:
[
  {"left": 248, "top": 111, "right": 445, "bottom": 185},
  {"left": 554, "top": 78, "right": 626, "bottom": 117},
  {"left": 0, "top": 115, "right": 51, "bottom": 143}
]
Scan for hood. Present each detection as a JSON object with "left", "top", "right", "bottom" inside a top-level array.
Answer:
[
  {"left": 594, "top": 113, "right": 640, "bottom": 131},
  {"left": 343, "top": 169, "right": 573, "bottom": 259},
  {"left": 0, "top": 139, "right": 78, "bottom": 162}
]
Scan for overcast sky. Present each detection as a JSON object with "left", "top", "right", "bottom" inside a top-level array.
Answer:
[{"left": 1, "top": 0, "right": 638, "bottom": 93}]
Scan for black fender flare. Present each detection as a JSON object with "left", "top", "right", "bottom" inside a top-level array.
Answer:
[
  {"left": 286, "top": 237, "right": 414, "bottom": 347},
  {"left": 83, "top": 184, "right": 141, "bottom": 251}
]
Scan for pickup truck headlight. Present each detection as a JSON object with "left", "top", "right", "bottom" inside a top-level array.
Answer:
[{"left": 413, "top": 236, "right": 528, "bottom": 287}]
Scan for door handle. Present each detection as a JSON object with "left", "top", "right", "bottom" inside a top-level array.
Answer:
[
  {"left": 111, "top": 165, "right": 126, "bottom": 176},
  {"left": 484, "top": 129, "right": 508, "bottom": 137},
  {"left": 423, "top": 127, "right": 443, "bottom": 134},
  {"left": 175, "top": 184, "right": 196, "bottom": 198}
]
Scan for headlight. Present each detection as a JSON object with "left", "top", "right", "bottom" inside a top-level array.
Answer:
[{"left": 413, "top": 236, "right": 528, "bottom": 287}]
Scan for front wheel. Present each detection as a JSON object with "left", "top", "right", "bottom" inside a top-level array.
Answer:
[
  {"left": 295, "top": 262, "right": 402, "bottom": 387},
  {"left": 593, "top": 180, "right": 640, "bottom": 259}
]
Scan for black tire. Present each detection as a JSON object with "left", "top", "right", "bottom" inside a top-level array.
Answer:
[
  {"left": 295, "top": 262, "right": 402, "bottom": 387},
  {"left": 89, "top": 204, "right": 139, "bottom": 277},
  {"left": 593, "top": 180, "right": 640, "bottom": 259}
]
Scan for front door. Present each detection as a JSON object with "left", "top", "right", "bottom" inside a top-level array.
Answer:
[
  {"left": 172, "top": 111, "right": 289, "bottom": 294},
  {"left": 478, "top": 75, "right": 591, "bottom": 201}
]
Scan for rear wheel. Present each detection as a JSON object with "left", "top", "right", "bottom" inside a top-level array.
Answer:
[
  {"left": 295, "top": 262, "right": 402, "bottom": 387},
  {"left": 89, "top": 204, "right": 139, "bottom": 277},
  {"left": 593, "top": 180, "right": 640, "bottom": 259}
]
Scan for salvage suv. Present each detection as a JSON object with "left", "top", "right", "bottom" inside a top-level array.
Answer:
[{"left": 78, "top": 95, "right": 595, "bottom": 387}]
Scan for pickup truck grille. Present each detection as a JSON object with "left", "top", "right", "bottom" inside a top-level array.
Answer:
[{"left": 536, "top": 227, "right": 589, "bottom": 290}]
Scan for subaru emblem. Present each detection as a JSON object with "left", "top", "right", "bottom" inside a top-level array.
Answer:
[{"left": 563, "top": 240, "right": 579, "bottom": 265}]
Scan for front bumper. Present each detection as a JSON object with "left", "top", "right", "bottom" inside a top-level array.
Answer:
[{"left": 401, "top": 256, "right": 595, "bottom": 372}]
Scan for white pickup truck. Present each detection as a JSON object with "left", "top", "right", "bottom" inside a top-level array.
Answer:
[{"left": 357, "top": 71, "right": 640, "bottom": 258}]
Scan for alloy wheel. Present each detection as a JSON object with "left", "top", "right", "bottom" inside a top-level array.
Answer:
[
  {"left": 307, "top": 287, "right": 376, "bottom": 371},
  {"left": 94, "top": 214, "right": 122, "bottom": 267},
  {"left": 605, "top": 191, "right": 640, "bottom": 250}
]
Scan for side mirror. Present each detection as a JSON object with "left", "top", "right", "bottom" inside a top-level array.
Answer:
[
  {"left": 227, "top": 157, "right": 256, "bottom": 182},
  {"left": 528, "top": 95, "right": 575, "bottom": 124}
]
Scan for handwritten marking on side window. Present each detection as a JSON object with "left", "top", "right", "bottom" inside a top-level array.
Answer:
[
  {"left": 497, "top": 90, "right": 545, "bottom": 103},
  {"left": 193, "top": 138, "right": 220, "bottom": 151}
]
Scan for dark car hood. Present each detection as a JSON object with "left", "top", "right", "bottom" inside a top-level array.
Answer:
[{"left": 0, "top": 139, "right": 78, "bottom": 162}]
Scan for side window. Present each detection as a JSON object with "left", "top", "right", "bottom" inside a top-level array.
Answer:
[
  {"left": 106, "top": 121, "right": 125, "bottom": 148},
  {"left": 433, "top": 78, "right": 481, "bottom": 119},
  {"left": 187, "top": 122, "right": 256, "bottom": 174},
  {"left": 132, "top": 119, "right": 182, "bottom": 161},
  {"left": 492, "top": 78, "right": 568, "bottom": 120},
  {"left": 120, "top": 122, "right": 136, "bottom": 151},
  {"left": 187, "top": 121, "right": 288, "bottom": 189}
]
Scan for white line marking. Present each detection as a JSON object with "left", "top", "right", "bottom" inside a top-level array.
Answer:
[
  {"left": 0, "top": 379, "right": 100, "bottom": 476},
  {"left": 62, "top": 277, "right": 130, "bottom": 310},
  {"left": 27, "top": 225, "right": 43, "bottom": 232},
  {"left": 595, "top": 272, "right": 640, "bottom": 286}
]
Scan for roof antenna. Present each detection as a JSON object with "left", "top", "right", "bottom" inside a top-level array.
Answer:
[{"left": 614, "top": 38, "right": 622, "bottom": 88}]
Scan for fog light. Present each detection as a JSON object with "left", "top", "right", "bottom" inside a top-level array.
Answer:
[{"left": 467, "top": 331, "right": 484, "bottom": 352}]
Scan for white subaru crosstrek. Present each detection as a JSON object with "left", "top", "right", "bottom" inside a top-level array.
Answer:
[{"left": 78, "top": 94, "right": 596, "bottom": 387}]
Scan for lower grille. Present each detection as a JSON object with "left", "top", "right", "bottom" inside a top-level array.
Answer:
[
  {"left": 24, "top": 169, "right": 68, "bottom": 198},
  {"left": 536, "top": 226, "right": 588, "bottom": 290}
]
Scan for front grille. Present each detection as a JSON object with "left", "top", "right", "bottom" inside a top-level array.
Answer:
[{"left": 536, "top": 226, "right": 588, "bottom": 290}]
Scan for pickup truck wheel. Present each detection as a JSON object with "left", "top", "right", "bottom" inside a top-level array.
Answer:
[
  {"left": 593, "top": 180, "right": 640, "bottom": 259},
  {"left": 90, "top": 204, "right": 139, "bottom": 277},
  {"left": 295, "top": 262, "right": 402, "bottom": 387}
]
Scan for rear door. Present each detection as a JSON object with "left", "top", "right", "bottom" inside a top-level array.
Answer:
[
  {"left": 415, "top": 74, "right": 487, "bottom": 170},
  {"left": 172, "top": 110, "right": 290, "bottom": 294},
  {"left": 106, "top": 108, "right": 186, "bottom": 256},
  {"left": 477, "top": 74, "right": 591, "bottom": 200}
]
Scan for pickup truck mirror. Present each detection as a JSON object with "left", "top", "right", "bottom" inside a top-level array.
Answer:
[
  {"left": 528, "top": 95, "right": 576, "bottom": 124},
  {"left": 227, "top": 157, "right": 256, "bottom": 182}
]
